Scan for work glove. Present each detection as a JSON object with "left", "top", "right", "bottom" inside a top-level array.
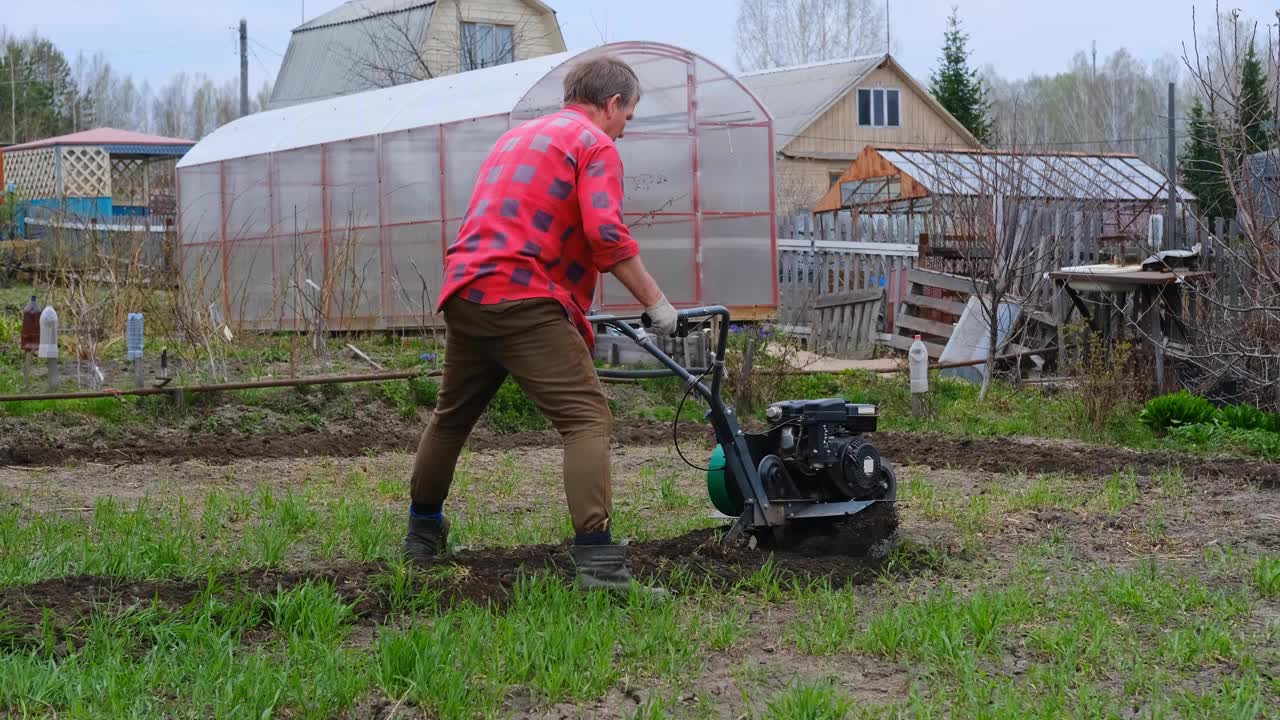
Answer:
[{"left": 643, "top": 295, "right": 679, "bottom": 337}]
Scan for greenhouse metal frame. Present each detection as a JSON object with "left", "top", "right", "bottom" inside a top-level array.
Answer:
[{"left": 176, "top": 41, "right": 777, "bottom": 331}]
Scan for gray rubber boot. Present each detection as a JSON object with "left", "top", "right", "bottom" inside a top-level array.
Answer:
[
  {"left": 403, "top": 515, "right": 450, "bottom": 564},
  {"left": 570, "top": 543, "right": 667, "bottom": 597}
]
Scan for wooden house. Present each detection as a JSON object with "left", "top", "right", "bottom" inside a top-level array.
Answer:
[{"left": 740, "top": 54, "right": 983, "bottom": 215}]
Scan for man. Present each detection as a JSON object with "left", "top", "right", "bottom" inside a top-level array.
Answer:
[{"left": 403, "top": 55, "right": 678, "bottom": 592}]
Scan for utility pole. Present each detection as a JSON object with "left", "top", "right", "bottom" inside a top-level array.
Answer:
[
  {"left": 1167, "top": 81, "right": 1177, "bottom": 250},
  {"left": 239, "top": 19, "right": 249, "bottom": 117},
  {"left": 885, "top": 0, "right": 890, "bottom": 53},
  {"left": 8, "top": 56, "right": 15, "bottom": 145}
]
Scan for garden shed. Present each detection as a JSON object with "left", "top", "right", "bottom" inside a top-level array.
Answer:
[
  {"left": 811, "top": 145, "right": 1197, "bottom": 255},
  {"left": 177, "top": 41, "right": 776, "bottom": 331},
  {"left": 3, "top": 128, "right": 194, "bottom": 225}
]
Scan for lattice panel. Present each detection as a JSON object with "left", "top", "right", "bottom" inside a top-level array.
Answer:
[
  {"left": 61, "top": 146, "right": 110, "bottom": 198},
  {"left": 111, "top": 157, "right": 147, "bottom": 205},
  {"left": 3, "top": 148, "right": 56, "bottom": 198}
]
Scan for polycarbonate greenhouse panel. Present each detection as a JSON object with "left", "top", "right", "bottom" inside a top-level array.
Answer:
[{"left": 177, "top": 42, "right": 775, "bottom": 331}]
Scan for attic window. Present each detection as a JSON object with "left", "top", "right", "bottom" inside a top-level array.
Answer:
[
  {"left": 460, "top": 22, "right": 515, "bottom": 71},
  {"left": 857, "top": 88, "right": 900, "bottom": 128}
]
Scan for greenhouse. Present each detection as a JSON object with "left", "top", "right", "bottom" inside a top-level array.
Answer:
[{"left": 176, "top": 41, "right": 776, "bottom": 331}]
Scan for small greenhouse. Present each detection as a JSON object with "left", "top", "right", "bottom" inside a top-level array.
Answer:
[{"left": 176, "top": 41, "right": 776, "bottom": 331}]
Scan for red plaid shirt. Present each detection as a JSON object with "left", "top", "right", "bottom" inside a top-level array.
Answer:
[{"left": 437, "top": 106, "right": 641, "bottom": 346}]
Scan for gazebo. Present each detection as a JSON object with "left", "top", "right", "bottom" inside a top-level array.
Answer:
[
  {"left": 3, "top": 128, "right": 195, "bottom": 229},
  {"left": 176, "top": 41, "right": 777, "bottom": 331}
]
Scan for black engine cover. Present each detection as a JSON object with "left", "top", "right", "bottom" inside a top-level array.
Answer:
[
  {"left": 754, "top": 397, "right": 889, "bottom": 504},
  {"left": 828, "top": 437, "right": 883, "bottom": 499}
]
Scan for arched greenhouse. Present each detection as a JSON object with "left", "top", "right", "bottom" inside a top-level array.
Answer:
[{"left": 176, "top": 41, "right": 776, "bottom": 330}]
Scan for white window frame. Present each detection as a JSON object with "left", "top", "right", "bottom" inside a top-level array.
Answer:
[
  {"left": 459, "top": 21, "right": 515, "bottom": 72},
  {"left": 857, "top": 87, "right": 901, "bottom": 128}
]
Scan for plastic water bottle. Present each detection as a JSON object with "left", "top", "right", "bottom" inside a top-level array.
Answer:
[
  {"left": 909, "top": 335, "right": 929, "bottom": 394},
  {"left": 126, "top": 313, "right": 144, "bottom": 360},
  {"left": 21, "top": 296, "right": 40, "bottom": 353},
  {"left": 38, "top": 306, "right": 59, "bottom": 359}
]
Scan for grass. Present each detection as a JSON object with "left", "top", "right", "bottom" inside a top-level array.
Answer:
[{"left": 2, "top": 455, "right": 1278, "bottom": 718}]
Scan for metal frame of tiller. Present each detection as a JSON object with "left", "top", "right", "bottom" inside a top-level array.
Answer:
[{"left": 590, "top": 305, "right": 883, "bottom": 544}]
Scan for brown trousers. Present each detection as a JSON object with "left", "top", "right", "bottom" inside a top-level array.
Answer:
[{"left": 410, "top": 297, "right": 613, "bottom": 535}]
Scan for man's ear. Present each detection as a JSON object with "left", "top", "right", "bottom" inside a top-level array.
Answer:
[{"left": 607, "top": 94, "right": 622, "bottom": 115}]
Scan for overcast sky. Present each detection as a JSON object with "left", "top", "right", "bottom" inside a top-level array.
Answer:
[{"left": 4, "top": 0, "right": 1278, "bottom": 92}]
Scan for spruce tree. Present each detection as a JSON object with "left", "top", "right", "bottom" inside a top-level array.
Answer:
[
  {"left": 1238, "top": 40, "right": 1273, "bottom": 155},
  {"left": 929, "top": 6, "right": 992, "bottom": 145},
  {"left": 1181, "top": 97, "right": 1235, "bottom": 219}
]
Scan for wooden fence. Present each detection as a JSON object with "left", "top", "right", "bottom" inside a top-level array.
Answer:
[{"left": 776, "top": 210, "right": 1256, "bottom": 346}]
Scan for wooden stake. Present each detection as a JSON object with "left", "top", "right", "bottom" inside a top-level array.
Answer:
[{"left": 346, "top": 343, "right": 383, "bottom": 370}]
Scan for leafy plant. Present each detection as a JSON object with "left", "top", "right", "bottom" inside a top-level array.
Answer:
[
  {"left": 1215, "top": 403, "right": 1273, "bottom": 432},
  {"left": 1167, "top": 423, "right": 1217, "bottom": 447},
  {"left": 1169, "top": 423, "right": 1280, "bottom": 461},
  {"left": 1139, "top": 391, "right": 1218, "bottom": 432},
  {"left": 483, "top": 378, "right": 546, "bottom": 433},
  {"left": 408, "top": 375, "right": 439, "bottom": 407}
]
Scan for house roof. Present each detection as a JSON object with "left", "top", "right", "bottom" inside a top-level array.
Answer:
[
  {"left": 814, "top": 145, "right": 1195, "bottom": 213},
  {"left": 739, "top": 53, "right": 983, "bottom": 155},
  {"left": 183, "top": 49, "right": 578, "bottom": 167},
  {"left": 1246, "top": 149, "right": 1279, "bottom": 223},
  {"left": 1248, "top": 149, "right": 1280, "bottom": 177},
  {"left": 295, "top": 0, "right": 435, "bottom": 31},
  {"left": 6, "top": 128, "right": 194, "bottom": 152},
  {"left": 273, "top": 2, "right": 436, "bottom": 108},
  {"left": 739, "top": 55, "right": 884, "bottom": 152},
  {"left": 274, "top": 0, "right": 565, "bottom": 110}
]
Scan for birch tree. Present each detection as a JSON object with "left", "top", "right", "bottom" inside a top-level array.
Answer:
[{"left": 733, "top": 0, "right": 886, "bottom": 72}]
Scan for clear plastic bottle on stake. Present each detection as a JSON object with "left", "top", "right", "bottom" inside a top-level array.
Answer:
[
  {"left": 126, "top": 313, "right": 145, "bottom": 387},
  {"left": 909, "top": 334, "right": 929, "bottom": 417},
  {"left": 38, "top": 305, "right": 59, "bottom": 391}
]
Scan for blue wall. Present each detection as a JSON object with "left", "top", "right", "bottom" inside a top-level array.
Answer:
[{"left": 22, "top": 197, "right": 123, "bottom": 236}]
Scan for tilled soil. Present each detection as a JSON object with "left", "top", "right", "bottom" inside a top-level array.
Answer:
[
  {"left": 5, "top": 411, "right": 1277, "bottom": 491},
  {"left": 0, "top": 417, "right": 709, "bottom": 467},
  {"left": 0, "top": 514, "right": 897, "bottom": 649},
  {"left": 873, "top": 432, "right": 1280, "bottom": 488}
]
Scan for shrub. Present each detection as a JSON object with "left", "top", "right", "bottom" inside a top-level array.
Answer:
[
  {"left": 408, "top": 376, "right": 439, "bottom": 407},
  {"left": 1167, "top": 422, "right": 1217, "bottom": 447},
  {"left": 1215, "top": 403, "right": 1273, "bottom": 432},
  {"left": 1065, "top": 331, "right": 1143, "bottom": 430},
  {"left": 483, "top": 378, "right": 546, "bottom": 432},
  {"left": 1139, "top": 391, "right": 1218, "bottom": 432},
  {"left": 1168, "top": 423, "right": 1280, "bottom": 461}
]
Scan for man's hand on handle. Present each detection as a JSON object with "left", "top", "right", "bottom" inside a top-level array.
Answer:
[
  {"left": 609, "top": 255, "right": 677, "bottom": 337},
  {"left": 642, "top": 295, "right": 679, "bottom": 337}
]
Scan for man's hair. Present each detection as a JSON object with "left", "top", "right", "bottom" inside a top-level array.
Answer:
[{"left": 563, "top": 55, "right": 641, "bottom": 109}]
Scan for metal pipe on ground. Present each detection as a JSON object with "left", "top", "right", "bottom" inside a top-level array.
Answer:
[{"left": 0, "top": 345, "right": 1060, "bottom": 404}]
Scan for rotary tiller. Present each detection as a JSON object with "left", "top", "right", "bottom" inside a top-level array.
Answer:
[{"left": 591, "top": 305, "right": 897, "bottom": 548}]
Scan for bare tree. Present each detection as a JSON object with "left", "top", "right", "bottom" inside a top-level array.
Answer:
[
  {"left": 734, "top": 0, "right": 886, "bottom": 72},
  {"left": 913, "top": 134, "right": 1137, "bottom": 399},
  {"left": 1168, "top": 3, "right": 1280, "bottom": 410},
  {"left": 343, "top": 0, "right": 554, "bottom": 89}
]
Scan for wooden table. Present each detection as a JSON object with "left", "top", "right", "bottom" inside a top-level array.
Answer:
[{"left": 1048, "top": 267, "right": 1214, "bottom": 390}]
